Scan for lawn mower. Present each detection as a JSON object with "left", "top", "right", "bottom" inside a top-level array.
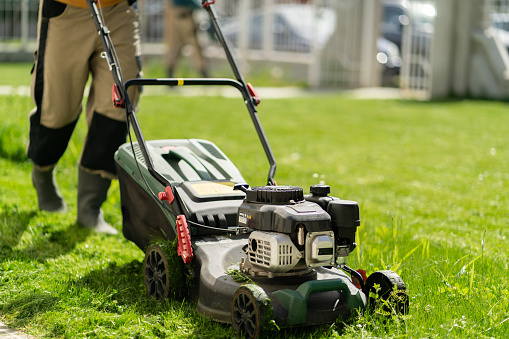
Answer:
[{"left": 86, "top": 0, "right": 409, "bottom": 337}]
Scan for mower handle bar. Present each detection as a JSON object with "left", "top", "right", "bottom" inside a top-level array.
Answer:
[
  {"left": 87, "top": 0, "right": 124, "bottom": 102},
  {"left": 202, "top": 1, "right": 277, "bottom": 186},
  {"left": 86, "top": 0, "right": 277, "bottom": 186},
  {"left": 124, "top": 78, "right": 244, "bottom": 91},
  {"left": 124, "top": 77, "right": 277, "bottom": 186},
  {"left": 85, "top": 0, "right": 168, "bottom": 189}
]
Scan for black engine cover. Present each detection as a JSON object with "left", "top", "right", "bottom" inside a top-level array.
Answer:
[{"left": 238, "top": 186, "right": 331, "bottom": 233}]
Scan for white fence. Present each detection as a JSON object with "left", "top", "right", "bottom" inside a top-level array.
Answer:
[
  {"left": 2, "top": 0, "right": 509, "bottom": 96},
  {"left": 1, "top": 0, "right": 374, "bottom": 88}
]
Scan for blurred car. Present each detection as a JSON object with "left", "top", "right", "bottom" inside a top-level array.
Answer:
[
  {"left": 219, "top": 3, "right": 403, "bottom": 86},
  {"left": 381, "top": 0, "right": 435, "bottom": 54},
  {"left": 377, "top": 36, "right": 402, "bottom": 86}
]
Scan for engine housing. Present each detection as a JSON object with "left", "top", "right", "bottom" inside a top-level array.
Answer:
[{"left": 238, "top": 185, "right": 360, "bottom": 274}]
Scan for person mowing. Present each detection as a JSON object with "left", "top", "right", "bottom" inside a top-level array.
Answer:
[{"left": 28, "top": 0, "right": 142, "bottom": 235}]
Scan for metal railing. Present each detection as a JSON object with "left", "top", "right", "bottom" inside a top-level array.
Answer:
[{"left": 0, "top": 0, "right": 38, "bottom": 54}]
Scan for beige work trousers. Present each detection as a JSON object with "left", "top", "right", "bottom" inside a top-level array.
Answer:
[{"left": 28, "top": 0, "right": 141, "bottom": 177}]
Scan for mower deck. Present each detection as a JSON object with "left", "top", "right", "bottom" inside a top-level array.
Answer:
[{"left": 191, "top": 234, "right": 366, "bottom": 327}]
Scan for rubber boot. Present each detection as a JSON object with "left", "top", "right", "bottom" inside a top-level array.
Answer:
[
  {"left": 32, "top": 165, "right": 67, "bottom": 212},
  {"left": 77, "top": 168, "right": 118, "bottom": 235}
]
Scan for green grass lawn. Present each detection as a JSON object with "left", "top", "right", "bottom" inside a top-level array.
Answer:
[
  {"left": 0, "top": 63, "right": 32, "bottom": 87},
  {"left": 1, "top": 78, "right": 508, "bottom": 338}
]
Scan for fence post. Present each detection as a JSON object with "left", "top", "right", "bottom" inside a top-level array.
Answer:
[
  {"left": 451, "top": 0, "right": 473, "bottom": 97},
  {"left": 308, "top": 0, "right": 321, "bottom": 88},
  {"left": 262, "top": 0, "right": 274, "bottom": 56},
  {"left": 429, "top": 0, "right": 456, "bottom": 99},
  {"left": 359, "top": 0, "right": 381, "bottom": 87},
  {"left": 21, "top": 0, "right": 29, "bottom": 51},
  {"left": 238, "top": 0, "right": 251, "bottom": 57}
]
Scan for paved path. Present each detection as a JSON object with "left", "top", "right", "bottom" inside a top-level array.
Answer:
[
  {"left": 0, "top": 322, "right": 32, "bottom": 339},
  {"left": 0, "top": 84, "right": 403, "bottom": 100}
]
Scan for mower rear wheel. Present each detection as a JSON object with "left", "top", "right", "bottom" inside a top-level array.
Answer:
[
  {"left": 362, "top": 270, "right": 409, "bottom": 315},
  {"left": 143, "top": 243, "right": 171, "bottom": 300},
  {"left": 231, "top": 284, "right": 274, "bottom": 339}
]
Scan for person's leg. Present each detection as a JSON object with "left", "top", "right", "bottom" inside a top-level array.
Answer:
[
  {"left": 186, "top": 14, "right": 208, "bottom": 77},
  {"left": 165, "top": 6, "right": 190, "bottom": 77},
  {"left": 78, "top": 1, "right": 142, "bottom": 234},
  {"left": 28, "top": 0, "right": 94, "bottom": 212}
]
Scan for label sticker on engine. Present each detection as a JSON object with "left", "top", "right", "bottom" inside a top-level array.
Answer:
[{"left": 238, "top": 212, "right": 251, "bottom": 225}]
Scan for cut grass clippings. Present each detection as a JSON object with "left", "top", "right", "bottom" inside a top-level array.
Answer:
[{"left": 0, "top": 89, "right": 508, "bottom": 338}]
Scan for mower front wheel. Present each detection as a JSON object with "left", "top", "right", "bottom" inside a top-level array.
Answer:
[
  {"left": 231, "top": 284, "right": 274, "bottom": 339},
  {"left": 362, "top": 270, "right": 409, "bottom": 316}
]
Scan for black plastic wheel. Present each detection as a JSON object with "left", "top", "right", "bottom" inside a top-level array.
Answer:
[
  {"left": 143, "top": 244, "right": 170, "bottom": 300},
  {"left": 362, "top": 270, "right": 409, "bottom": 315},
  {"left": 231, "top": 285, "right": 274, "bottom": 339}
]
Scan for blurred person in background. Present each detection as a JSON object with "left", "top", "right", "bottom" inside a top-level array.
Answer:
[
  {"left": 166, "top": 0, "right": 208, "bottom": 78},
  {"left": 28, "top": 0, "right": 142, "bottom": 235}
]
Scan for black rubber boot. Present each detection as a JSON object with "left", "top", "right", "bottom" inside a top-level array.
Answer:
[
  {"left": 32, "top": 165, "right": 67, "bottom": 212},
  {"left": 77, "top": 168, "right": 118, "bottom": 235}
]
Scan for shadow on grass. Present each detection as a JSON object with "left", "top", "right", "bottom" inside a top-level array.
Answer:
[
  {"left": 0, "top": 207, "right": 37, "bottom": 251},
  {"left": 12, "top": 224, "right": 92, "bottom": 263},
  {"left": 0, "top": 206, "right": 92, "bottom": 263}
]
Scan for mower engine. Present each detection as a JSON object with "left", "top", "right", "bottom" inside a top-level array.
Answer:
[{"left": 237, "top": 185, "right": 360, "bottom": 277}]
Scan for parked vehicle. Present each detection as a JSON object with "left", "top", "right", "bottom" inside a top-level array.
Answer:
[
  {"left": 381, "top": 0, "right": 435, "bottom": 54},
  {"left": 377, "top": 37, "right": 402, "bottom": 86}
]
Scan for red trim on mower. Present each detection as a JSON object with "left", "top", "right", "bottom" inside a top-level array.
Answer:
[
  {"left": 176, "top": 215, "right": 193, "bottom": 263},
  {"left": 352, "top": 269, "right": 368, "bottom": 289},
  {"left": 158, "top": 186, "right": 175, "bottom": 204},
  {"left": 202, "top": 0, "right": 215, "bottom": 8},
  {"left": 112, "top": 84, "right": 124, "bottom": 108},
  {"left": 247, "top": 83, "right": 261, "bottom": 106}
]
